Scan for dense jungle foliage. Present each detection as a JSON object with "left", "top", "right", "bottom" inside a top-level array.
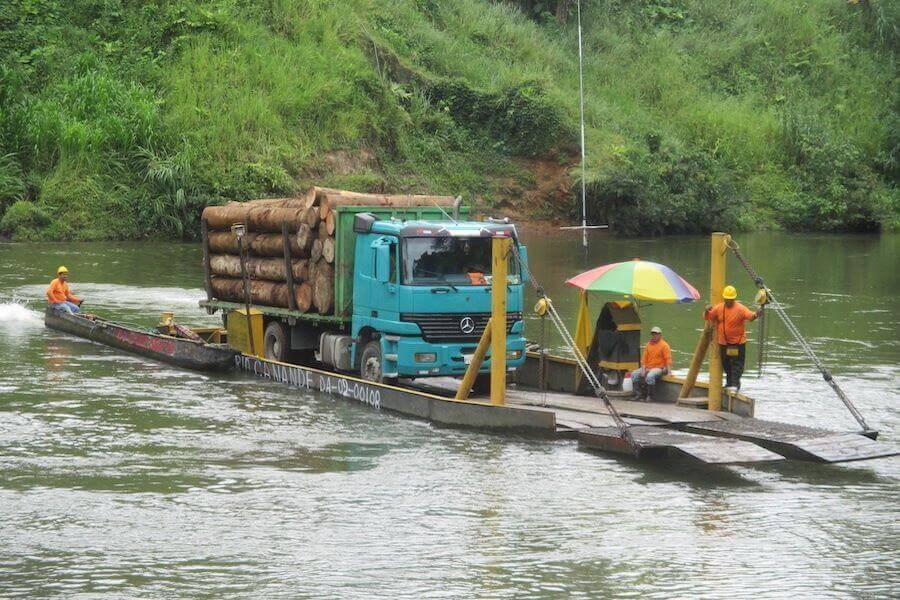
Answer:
[{"left": 0, "top": 0, "right": 896, "bottom": 239}]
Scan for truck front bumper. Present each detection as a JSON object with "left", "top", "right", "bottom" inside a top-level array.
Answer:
[{"left": 385, "top": 335, "right": 527, "bottom": 378}]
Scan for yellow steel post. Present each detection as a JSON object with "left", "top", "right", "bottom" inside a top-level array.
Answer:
[
  {"left": 679, "top": 322, "right": 712, "bottom": 399},
  {"left": 490, "top": 236, "right": 510, "bottom": 406},
  {"left": 454, "top": 319, "right": 492, "bottom": 401},
  {"left": 708, "top": 232, "right": 729, "bottom": 411}
]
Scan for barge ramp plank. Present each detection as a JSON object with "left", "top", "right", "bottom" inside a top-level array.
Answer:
[
  {"left": 579, "top": 426, "right": 784, "bottom": 464},
  {"left": 683, "top": 419, "right": 900, "bottom": 463}
]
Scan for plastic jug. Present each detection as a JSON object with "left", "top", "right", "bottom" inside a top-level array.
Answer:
[{"left": 622, "top": 372, "right": 633, "bottom": 393}]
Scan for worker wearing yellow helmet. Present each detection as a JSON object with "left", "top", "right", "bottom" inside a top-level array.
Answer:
[
  {"left": 703, "top": 285, "right": 762, "bottom": 391},
  {"left": 46, "top": 266, "right": 83, "bottom": 314}
]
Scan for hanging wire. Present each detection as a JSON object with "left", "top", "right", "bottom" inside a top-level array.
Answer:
[{"left": 510, "top": 241, "right": 636, "bottom": 451}]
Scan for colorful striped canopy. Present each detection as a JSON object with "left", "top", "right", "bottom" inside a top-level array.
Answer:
[{"left": 566, "top": 259, "right": 700, "bottom": 303}]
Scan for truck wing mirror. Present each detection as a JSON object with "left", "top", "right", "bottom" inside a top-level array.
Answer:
[
  {"left": 518, "top": 244, "right": 530, "bottom": 283},
  {"left": 371, "top": 237, "right": 392, "bottom": 283}
]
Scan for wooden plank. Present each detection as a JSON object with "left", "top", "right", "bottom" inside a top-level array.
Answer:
[
  {"left": 281, "top": 221, "right": 298, "bottom": 311},
  {"left": 684, "top": 419, "right": 900, "bottom": 463},
  {"left": 579, "top": 426, "right": 783, "bottom": 464},
  {"left": 201, "top": 218, "right": 213, "bottom": 302}
]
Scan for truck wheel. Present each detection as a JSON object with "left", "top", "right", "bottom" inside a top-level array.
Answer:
[
  {"left": 264, "top": 321, "right": 289, "bottom": 362},
  {"left": 359, "top": 340, "right": 384, "bottom": 383},
  {"left": 471, "top": 373, "right": 492, "bottom": 395}
]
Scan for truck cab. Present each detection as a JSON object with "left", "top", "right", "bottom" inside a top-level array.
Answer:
[{"left": 348, "top": 213, "right": 527, "bottom": 383}]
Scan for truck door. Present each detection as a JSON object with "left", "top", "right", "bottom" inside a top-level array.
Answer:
[{"left": 370, "top": 236, "right": 399, "bottom": 318}]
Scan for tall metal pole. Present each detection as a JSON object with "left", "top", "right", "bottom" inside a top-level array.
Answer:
[
  {"left": 577, "top": 0, "right": 588, "bottom": 249},
  {"left": 490, "top": 236, "right": 510, "bottom": 406},
  {"left": 708, "top": 232, "right": 728, "bottom": 411}
]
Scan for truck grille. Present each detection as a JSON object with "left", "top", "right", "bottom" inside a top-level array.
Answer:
[{"left": 400, "top": 312, "right": 522, "bottom": 342}]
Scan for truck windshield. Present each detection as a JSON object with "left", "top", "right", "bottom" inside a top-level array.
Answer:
[{"left": 402, "top": 237, "right": 520, "bottom": 286}]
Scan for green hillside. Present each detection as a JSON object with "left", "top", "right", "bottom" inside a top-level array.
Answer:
[{"left": 0, "top": 0, "right": 896, "bottom": 239}]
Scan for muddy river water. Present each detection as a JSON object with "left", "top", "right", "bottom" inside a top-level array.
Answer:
[{"left": 0, "top": 231, "right": 897, "bottom": 598}]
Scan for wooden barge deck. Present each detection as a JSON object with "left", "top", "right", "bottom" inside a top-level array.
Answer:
[{"left": 233, "top": 353, "right": 899, "bottom": 466}]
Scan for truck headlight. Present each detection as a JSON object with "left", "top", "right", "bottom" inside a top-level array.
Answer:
[
  {"left": 415, "top": 352, "right": 437, "bottom": 363},
  {"left": 506, "top": 350, "right": 522, "bottom": 360}
]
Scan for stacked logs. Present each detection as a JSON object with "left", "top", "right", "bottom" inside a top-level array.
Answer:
[{"left": 201, "top": 187, "right": 458, "bottom": 316}]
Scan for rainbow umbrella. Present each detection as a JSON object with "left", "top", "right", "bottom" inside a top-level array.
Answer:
[{"left": 566, "top": 259, "right": 700, "bottom": 303}]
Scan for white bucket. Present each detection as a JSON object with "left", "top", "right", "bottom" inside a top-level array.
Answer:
[{"left": 622, "top": 372, "right": 633, "bottom": 393}]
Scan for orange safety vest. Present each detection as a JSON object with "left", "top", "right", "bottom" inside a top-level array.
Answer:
[
  {"left": 46, "top": 278, "right": 80, "bottom": 304},
  {"left": 641, "top": 338, "right": 672, "bottom": 369},
  {"left": 705, "top": 301, "right": 755, "bottom": 345}
]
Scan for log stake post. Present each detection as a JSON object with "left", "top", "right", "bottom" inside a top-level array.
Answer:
[
  {"left": 201, "top": 218, "right": 213, "bottom": 302},
  {"left": 281, "top": 221, "right": 298, "bottom": 311},
  {"left": 233, "top": 222, "right": 256, "bottom": 358},
  {"left": 708, "top": 232, "right": 729, "bottom": 411},
  {"left": 454, "top": 320, "right": 492, "bottom": 402},
  {"left": 490, "top": 236, "right": 511, "bottom": 406}
]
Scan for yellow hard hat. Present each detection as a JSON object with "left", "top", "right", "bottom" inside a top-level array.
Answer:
[
  {"left": 57, "top": 266, "right": 69, "bottom": 275},
  {"left": 722, "top": 285, "right": 737, "bottom": 300}
]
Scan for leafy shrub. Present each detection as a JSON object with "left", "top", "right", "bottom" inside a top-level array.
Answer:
[
  {"left": 778, "top": 109, "right": 885, "bottom": 231},
  {"left": 0, "top": 153, "right": 26, "bottom": 213},
  {"left": 586, "top": 141, "right": 744, "bottom": 236},
  {"left": 0, "top": 200, "right": 53, "bottom": 238},
  {"left": 428, "top": 78, "right": 570, "bottom": 155}
]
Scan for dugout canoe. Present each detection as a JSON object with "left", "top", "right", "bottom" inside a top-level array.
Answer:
[{"left": 44, "top": 308, "right": 237, "bottom": 372}]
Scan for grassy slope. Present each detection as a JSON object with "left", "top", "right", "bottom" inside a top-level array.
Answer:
[{"left": 0, "top": 0, "right": 895, "bottom": 240}]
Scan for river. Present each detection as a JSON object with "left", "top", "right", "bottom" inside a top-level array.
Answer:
[{"left": 0, "top": 232, "right": 897, "bottom": 598}]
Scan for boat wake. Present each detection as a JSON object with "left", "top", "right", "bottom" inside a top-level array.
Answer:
[
  {"left": 0, "top": 299, "right": 44, "bottom": 333},
  {"left": 14, "top": 283, "right": 208, "bottom": 314}
]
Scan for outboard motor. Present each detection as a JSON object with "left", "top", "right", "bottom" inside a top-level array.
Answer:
[{"left": 587, "top": 301, "right": 641, "bottom": 390}]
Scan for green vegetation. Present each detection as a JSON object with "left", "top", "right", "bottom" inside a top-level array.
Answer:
[{"left": 0, "top": 0, "right": 896, "bottom": 239}]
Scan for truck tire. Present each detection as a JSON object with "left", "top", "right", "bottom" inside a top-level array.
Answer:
[
  {"left": 359, "top": 340, "right": 385, "bottom": 383},
  {"left": 471, "top": 373, "right": 492, "bottom": 395},
  {"left": 264, "top": 321, "right": 289, "bottom": 362}
]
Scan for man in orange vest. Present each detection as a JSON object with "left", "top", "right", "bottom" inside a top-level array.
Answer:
[
  {"left": 704, "top": 285, "right": 762, "bottom": 391},
  {"left": 631, "top": 326, "right": 673, "bottom": 401},
  {"left": 46, "top": 266, "right": 83, "bottom": 314}
]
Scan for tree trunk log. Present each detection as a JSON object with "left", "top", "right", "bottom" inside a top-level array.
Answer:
[
  {"left": 307, "top": 186, "right": 456, "bottom": 207},
  {"left": 322, "top": 237, "right": 335, "bottom": 263},
  {"left": 317, "top": 221, "right": 330, "bottom": 240},
  {"left": 210, "top": 255, "right": 308, "bottom": 282},
  {"left": 304, "top": 206, "right": 320, "bottom": 229},
  {"left": 202, "top": 205, "right": 308, "bottom": 232},
  {"left": 313, "top": 262, "right": 334, "bottom": 314},
  {"left": 296, "top": 282, "right": 313, "bottom": 313},
  {"left": 325, "top": 210, "right": 336, "bottom": 235},
  {"left": 211, "top": 277, "right": 304, "bottom": 309},
  {"left": 310, "top": 238, "right": 323, "bottom": 263},
  {"left": 207, "top": 231, "right": 305, "bottom": 257}
]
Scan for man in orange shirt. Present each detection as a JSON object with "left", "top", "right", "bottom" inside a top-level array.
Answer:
[
  {"left": 46, "top": 266, "right": 83, "bottom": 314},
  {"left": 632, "top": 326, "right": 673, "bottom": 401},
  {"left": 704, "top": 285, "right": 762, "bottom": 391}
]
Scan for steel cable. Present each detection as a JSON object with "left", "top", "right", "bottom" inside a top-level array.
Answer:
[{"left": 726, "top": 239, "right": 871, "bottom": 432}]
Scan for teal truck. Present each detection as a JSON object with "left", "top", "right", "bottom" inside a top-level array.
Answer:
[{"left": 201, "top": 203, "right": 529, "bottom": 385}]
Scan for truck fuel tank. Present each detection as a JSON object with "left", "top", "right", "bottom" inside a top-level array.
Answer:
[{"left": 318, "top": 333, "right": 353, "bottom": 371}]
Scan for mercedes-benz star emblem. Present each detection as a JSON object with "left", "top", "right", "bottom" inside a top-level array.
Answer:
[{"left": 459, "top": 316, "right": 476, "bottom": 334}]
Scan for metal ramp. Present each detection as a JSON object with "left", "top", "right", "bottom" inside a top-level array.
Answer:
[
  {"left": 579, "top": 425, "right": 784, "bottom": 465},
  {"left": 683, "top": 419, "right": 900, "bottom": 463}
]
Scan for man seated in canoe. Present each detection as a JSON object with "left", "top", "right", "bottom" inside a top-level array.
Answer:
[
  {"left": 46, "top": 266, "right": 83, "bottom": 314},
  {"left": 631, "top": 326, "right": 673, "bottom": 401}
]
